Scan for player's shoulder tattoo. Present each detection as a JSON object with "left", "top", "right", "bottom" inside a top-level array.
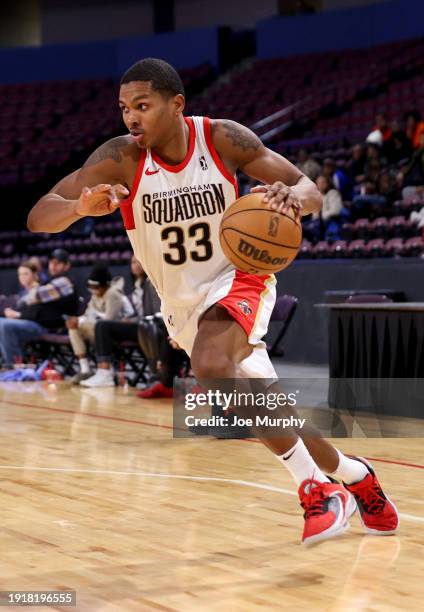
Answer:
[
  {"left": 83, "top": 135, "right": 132, "bottom": 167},
  {"left": 212, "top": 119, "right": 261, "bottom": 152}
]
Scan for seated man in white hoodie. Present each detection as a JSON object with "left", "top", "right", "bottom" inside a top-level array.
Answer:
[{"left": 67, "top": 263, "right": 132, "bottom": 383}]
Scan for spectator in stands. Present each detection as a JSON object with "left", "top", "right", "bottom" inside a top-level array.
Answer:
[
  {"left": 315, "top": 175, "right": 344, "bottom": 240},
  {"left": 322, "top": 158, "right": 352, "bottom": 200},
  {"left": 385, "top": 129, "right": 413, "bottom": 165},
  {"left": 378, "top": 171, "right": 399, "bottom": 203},
  {"left": 68, "top": 263, "right": 133, "bottom": 384},
  {"left": 365, "top": 158, "right": 382, "bottom": 186},
  {"left": 296, "top": 149, "right": 321, "bottom": 182},
  {"left": 0, "top": 261, "right": 39, "bottom": 319},
  {"left": 373, "top": 112, "right": 392, "bottom": 144},
  {"left": 80, "top": 257, "right": 187, "bottom": 395},
  {"left": 365, "top": 142, "right": 383, "bottom": 166},
  {"left": 0, "top": 249, "right": 77, "bottom": 367},
  {"left": 302, "top": 176, "right": 344, "bottom": 243},
  {"left": 351, "top": 180, "right": 387, "bottom": 219},
  {"left": 405, "top": 110, "right": 424, "bottom": 149},
  {"left": 363, "top": 143, "right": 387, "bottom": 187},
  {"left": 27, "top": 256, "right": 49, "bottom": 284},
  {"left": 79, "top": 257, "right": 160, "bottom": 387},
  {"left": 399, "top": 131, "right": 424, "bottom": 201},
  {"left": 346, "top": 144, "right": 366, "bottom": 184},
  {"left": 16, "top": 261, "right": 39, "bottom": 299},
  {"left": 128, "top": 255, "right": 147, "bottom": 315}
]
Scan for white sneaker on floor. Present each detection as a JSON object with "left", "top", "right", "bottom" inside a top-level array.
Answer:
[{"left": 80, "top": 369, "right": 115, "bottom": 387}]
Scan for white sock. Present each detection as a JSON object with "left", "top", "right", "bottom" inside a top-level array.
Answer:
[
  {"left": 330, "top": 450, "right": 369, "bottom": 484},
  {"left": 79, "top": 358, "right": 90, "bottom": 374},
  {"left": 277, "top": 438, "right": 330, "bottom": 486}
]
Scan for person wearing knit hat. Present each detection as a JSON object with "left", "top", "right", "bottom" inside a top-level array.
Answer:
[
  {"left": 87, "top": 263, "right": 112, "bottom": 288},
  {"left": 67, "top": 263, "right": 133, "bottom": 384}
]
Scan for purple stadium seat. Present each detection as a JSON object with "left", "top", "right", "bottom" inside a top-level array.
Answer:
[
  {"left": 312, "top": 241, "right": 331, "bottom": 258},
  {"left": 370, "top": 217, "right": 389, "bottom": 239},
  {"left": 389, "top": 216, "right": 410, "bottom": 238},
  {"left": 299, "top": 239, "right": 313, "bottom": 259},
  {"left": 403, "top": 237, "right": 424, "bottom": 257},
  {"left": 385, "top": 238, "right": 404, "bottom": 257},
  {"left": 365, "top": 239, "right": 387, "bottom": 258},
  {"left": 329, "top": 240, "right": 347, "bottom": 257},
  {"left": 347, "top": 240, "right": 366, "bottom": 258},
  {"left": 353, "top": 218, "right": 371, "bottom": 240}
]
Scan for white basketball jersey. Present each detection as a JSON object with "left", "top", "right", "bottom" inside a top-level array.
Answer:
[{"left": 120, "top": 116, "right": 239, "bottom": 307}]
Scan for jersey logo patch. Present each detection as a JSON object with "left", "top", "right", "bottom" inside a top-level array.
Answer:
[
  {"left": 146, "top": 168, "right": 160, "bottom": 175},
  {"left": 199, "top": 156, "right": 208, "bottom": 171},
  {"left": 237, "top": 299, "right": 253, "bottom": 316}
]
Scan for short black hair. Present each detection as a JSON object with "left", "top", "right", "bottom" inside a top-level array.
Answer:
[{"left": 120, "top": 58, "right": 185, "bottom": 98}]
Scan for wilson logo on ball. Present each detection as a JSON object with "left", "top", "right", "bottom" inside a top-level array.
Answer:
[{"left": 238, "top": 238, "right": 288, "bottom": 266}]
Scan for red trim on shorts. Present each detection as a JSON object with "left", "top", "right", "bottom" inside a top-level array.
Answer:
[
  {"left": 203, "top": 116, "right": 238, "bottom": 193},
  {"left": 151, "top": 117, "right": 195, "bottom": 173},
  {"left": 217, "top": 270, "right": 272, "bottom": 338},
  {"left": 119, "top": 149, "right": 146, "bottom": 231}
]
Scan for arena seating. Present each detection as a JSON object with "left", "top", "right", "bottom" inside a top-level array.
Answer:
[
  {"left": 0, "top": 64, "right": 214, "bottom": 189},
  {"left": 188, "top": 37, "right": 424, "bottom": 153},
  {"left": 1, "top": 40, "right": 424, "bottom": 262}
]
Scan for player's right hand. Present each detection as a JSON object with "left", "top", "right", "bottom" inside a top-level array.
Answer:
[{"left": 75, "top": 183, "right": 130, "bottom": 217}]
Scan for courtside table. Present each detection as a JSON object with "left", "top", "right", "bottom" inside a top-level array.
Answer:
[{"left": 316, "top": 303, "right": 424, "bottom": 418}]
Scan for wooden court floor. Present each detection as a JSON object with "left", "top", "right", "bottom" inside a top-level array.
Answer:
[{"left": 0, "top": 381, "right": 423, "bottom": 611}]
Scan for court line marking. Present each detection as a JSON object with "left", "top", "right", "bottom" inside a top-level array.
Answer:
[
  {"left": 2, "top": 398, "right": 424, "bottom": 470},
  {"left": 0, "top": 464, "right": 422, "bottom": 524}
]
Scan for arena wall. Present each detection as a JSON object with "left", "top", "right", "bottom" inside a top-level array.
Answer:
[{"left": 257, "top": 0, "right": 424, "bottom": 58}]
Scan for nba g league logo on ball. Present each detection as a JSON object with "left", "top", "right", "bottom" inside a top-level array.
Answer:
[{"left": 268, "top": 215, "right": 280, "bottom": 238}]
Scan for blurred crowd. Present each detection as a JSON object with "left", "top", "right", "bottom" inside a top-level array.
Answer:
[
  {"left": 239, "top": 109, "right": 424, "bottom": 244},
  {"left": 0, "top": 249, "right": 187, "bottom": 398},
  {"left": 300, "top": 110, "right": 424, "bottom": 243}
]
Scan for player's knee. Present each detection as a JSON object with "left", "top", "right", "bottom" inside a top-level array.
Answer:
[{"left": 191, "top": 351, "right": 235, "bottom": 381}]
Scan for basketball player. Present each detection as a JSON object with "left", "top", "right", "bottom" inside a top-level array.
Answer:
[{"left": 28, "top": 58, "right": 398, "bottom": 546}]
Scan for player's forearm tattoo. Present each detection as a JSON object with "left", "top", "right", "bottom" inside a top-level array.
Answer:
[
  {"left": 83, "top": 136, "right": 130, "bottom": 167},
  {"left": 216, "top": 120, "right": 261, "bottom": 152}
]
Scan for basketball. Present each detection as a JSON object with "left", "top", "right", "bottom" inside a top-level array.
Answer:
[{"left": 219, "top": 192, "right": 302, "bottom": 275}]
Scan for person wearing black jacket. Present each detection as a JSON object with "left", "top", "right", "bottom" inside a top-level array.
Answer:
[
  {"left": 0, "top": 249, "right": 78, "bottom": 367},
  {"left": 80, "top": 257, "right": 160, "bottom": 387},
  {"left": 80, "top": 257, "right": 188, "bottom": 393}
]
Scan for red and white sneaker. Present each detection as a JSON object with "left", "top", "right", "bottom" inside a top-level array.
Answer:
[
  {"left": 136, "top": 382, "right": 173, "bottom": 399},
  {"left": 299, "top": 479, "right": 357, "bottom": 547},
  {"left": 343, "top": 457, "right": 399, "bottom": 535}
]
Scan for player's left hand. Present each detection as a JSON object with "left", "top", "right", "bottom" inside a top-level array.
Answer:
[{"left": 251, "top": 182, "right": 303, "bottom": 223}]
